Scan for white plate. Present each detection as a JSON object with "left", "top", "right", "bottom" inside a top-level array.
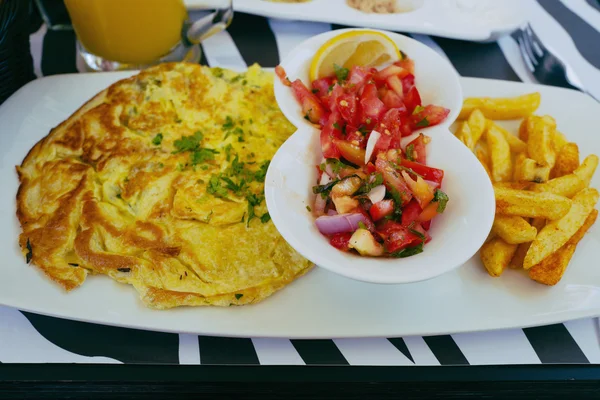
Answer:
[
  {"left": 0, "top": 74, "right": 598, "bottom": 338},
  {"left": 186, "top": 0, "right": 526, "bottom": 42},
  {"left": 267, "top": 29, "right": 495, "bottom": 284}
]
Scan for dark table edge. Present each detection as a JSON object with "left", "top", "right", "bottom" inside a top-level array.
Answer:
[{"left": 1, "top": 364, "right": 600, "bottom": 382}]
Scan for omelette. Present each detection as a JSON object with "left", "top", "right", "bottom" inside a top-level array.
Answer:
[{"left": 16, "top": 63, "right": 312, "bottom": 309}]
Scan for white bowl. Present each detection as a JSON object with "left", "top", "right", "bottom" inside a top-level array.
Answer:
[{"left": 266, "top": 28, "right": 495, "bottom": 284}]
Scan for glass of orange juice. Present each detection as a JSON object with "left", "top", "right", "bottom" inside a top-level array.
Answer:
[{"left": 64, "top": 0, "right": 233, "bottom": 71}]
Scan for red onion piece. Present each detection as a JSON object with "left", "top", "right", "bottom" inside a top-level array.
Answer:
[
  {"left": 327, "top": 209, "right": 338, "bottom": 216},
  {"left": 315, "top": 213, "right": 368, "bottom": 235}
]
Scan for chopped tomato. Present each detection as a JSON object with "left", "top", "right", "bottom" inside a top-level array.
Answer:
[
  {"left": 401, "top": 74, "right": 415, "bottom": 93},
  {"left": 400, "top": 159, "right": 444, "bottom": 184},
  {"left": 386, "top": 75, "right": 404, "bottom": 97},
  {"left": 321, "top": 129, "right": 340, "bottom": 158},
  {"left": 369, "top": 199, "right": 395, "bottom": 221},
  {"left": 401, "top": 171, "right": 435, "bottom": 209},
  {"left": 384, "top": 226, "right": 422, "bottom": 253},
  {"left": 357, "top": 206, "right": 377, "bottom": 232},
  {"left": 410, "top": 105, "right": 450, "bottom": 130},
  {"left": 311, "top": 76, "right": 334, "bottom": 102},
  {"left": 365, "top": 162, "right": 377, "bottom": 174},
  {"left": 291, "top": 79, "right": 326, "bottom": 124},
  {"left": 378, "top": 108, "right": 407, "bottom": 149},
  {"left": 374, "top": 131, "right": 392, "bottom": 153},
  {"left": 381, "top": 90, "right": 404, "bottom": 109},
  {"left": 417, "top": 201, "right": 439, "bottom": 222},
  {"left": 401, "top": 199, "right": 422, "bottom": 227},
  {"left": 375, "top": 156, "right": 413, "bottom": 204},
  {"left": 406, "top": 133, "right": 427, "bottom": 164},
  {"left": 347, "top": 66, "right": 373, "bottom": 90},
  {"left": 327, "top": 84, "right": 345, "bottom": 111},
  {"left": 275, "top": 65, "right": 290, "bottom": 86},
  {"left": 334, "top": 139, "right": 366, "bottom": 166},
  {"left": 403, "top": 86, "right": 422, "bottom": 113},
  {"left": 422, "top": 220, "right": 432, "bottom": 230},
  {"left": 336, "top": 93, "right": 359, "bottom": 126},
  {"left": 329, "top": 232, "right": 353, "bottom": 251},
  {"left": 345, "top": 125, "right": 367, "bottom": 148},
  {"left": 359, "top": 83, "right": 385, "bottom": 122}
]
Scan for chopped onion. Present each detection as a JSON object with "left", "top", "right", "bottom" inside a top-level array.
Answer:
[
  {"left": 425, "top": 179, "right": 440, "bottom": 189},
  {"left": 312, "top": 173, "right": 331, "bottom": 216},
  {"left": 400, "top": 132, "right": 420, "bottom": 150},
  {"left": 364, "top": 130, "right": 381, "bottom": 164},
  {"left": 367, "top": 185, "right": 386, "bottom": 204},
  {"left": 319, "top": 172, "right": 332, "bottom": 185},
  {"left": 315, "top": 213, "right": 368, "bottom": 235}
]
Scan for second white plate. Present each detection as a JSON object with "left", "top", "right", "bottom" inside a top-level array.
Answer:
[
  {"left": 185, "top": 0, "right": 526, "bottom": 42},
  {"left": 0, "top": 74, "right": 598, "bottom": 338}
]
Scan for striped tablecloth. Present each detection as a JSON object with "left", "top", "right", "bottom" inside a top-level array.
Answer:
[{"left": 2, "top": 0, "right": 599, "bottom": 367}]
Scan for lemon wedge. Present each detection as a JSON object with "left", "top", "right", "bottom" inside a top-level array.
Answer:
[{"left": 309, "top": 30, "right": 402, "bottom": 82}]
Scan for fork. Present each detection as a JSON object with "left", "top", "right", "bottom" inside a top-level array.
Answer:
[{"left": 512, "top": 23, "right": 599, "bottom": 102}]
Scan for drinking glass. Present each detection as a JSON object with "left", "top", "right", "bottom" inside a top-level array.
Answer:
[{"left": 63, "top": 0, "right": 233, "bottom": 71}]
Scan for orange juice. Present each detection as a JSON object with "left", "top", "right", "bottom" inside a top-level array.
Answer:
[{"left": 64, "top": 0, "right": 188, "bottom": 64}]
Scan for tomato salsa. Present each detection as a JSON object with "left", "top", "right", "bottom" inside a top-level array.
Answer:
[{"left": 276, "top": 55, "right": 450, "bottom": 258}]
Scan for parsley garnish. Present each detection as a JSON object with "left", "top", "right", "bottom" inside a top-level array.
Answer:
[
  {"left": 325, "top": 158, "right": 345, "bottom": 174},
  {"left": 333, "top": 64, "right": 349, "bottom": 82},
  {"left": 415, "top": 117, "right": 430, "bottom": 128},
  {"left": 152, "top": 133, "right": 163, "bottom": 146},
  {"left": 221, "top": 175, "right": 249, "bottom": 195},
  {"left": 409, "top": 228, "right": 426, "bottom": 240},
  {"left": 212, "top": 68, "right": 224, "bottom": 78},
  {"left": 387, "top": 187, "right": 404, "bottom": 221},
  {"left": 246, "top": 194, "right": 264, "bottom": 227},
  {"left": 358, "top": 126, "right": 369, "bottom": 135},
  {"left": 173, "top": 131, "right": 204, "bottom": 153},
  {"left": 391, "top": 243, "right": 424, "bottom": 258},
  {"left": 356, "top": 173, "right": 383, "bottom": 195},
  {"left": 191, "top": 148, "right": 219, "bottom": 165},
  {"left": 358, "top": 221, "right": 367, "bottom": 230},
  {"left": 224, "top": 144, "right": 233, "bottom": 161},
  {"left": 311, "top": 88, "right": 319, "bottom": 94},
  {"left": 260, "top": 212, "right": 271, "bottom": 223},
  {"left": 333, "top": 122, "right": 341, "bottom": 130},
  {"left": 253, "top": 160, "right": 270, "bottom": 182},
  {"left": 412, "top": 105, "right": 425, "bottom": 115},
  {"left": 328, "top": 84, "right": 335, "bottom": 93},
  {"left": 207, "top": 175, "right": 229, "bottom": 199},
  {"left": 235, "top": 293, "right": 244, "bottom": 300},
  {"left": 313, "top": 179, "right": 340, "bottom": 195},
  {"left": 306, "top": 205, "right": 312, "bottom": 212},
  {"left": 222, "top": 116, "right": 235, "bottom": 130},
  {"left": 25, "top": 238, "right": 32, "bottom": 263},
  {"left": 405, "top": 144, "right": 415, "bottom": 161},
  {"left": 433, "top": 189, "right": 449, "bottom": 213}
]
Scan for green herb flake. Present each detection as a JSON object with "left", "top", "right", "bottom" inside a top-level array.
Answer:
[
  {"left": 173, "top": 131, "right": 204, "bottom": 153},
  {"left": 333, "top": 122, "right": 341, "bottom": 130},
  {"left": 207, "top": 175, "right": 229, "bottom": 199},
  {"left": 412, "top": 105, "right": 425, "bottom": 115},
  {"left": 326, "top": 158, "right": 345, "bottom": 174},
  {"left": 253, "top": 161, "right": 270, "bottom": 182},
  {"left": 333, "top": 63, "right": 349, "bottom": 82},
  {"left": 224, "top": 144, "right": 233, "bottom": 161},
  {"left": 358, "top": 221, "right": 367, "bottom": 230},
  {"left": 68, "top": 263, "right": 79, "bottom": 267},
  {"left": 246, "top": 194, "right": 265, "bottom": 227},
  {"left": 328, "top": 84, "right": 335, "bottom": 93},
  {"left": 391, "top": 243, "right": 424, "bottom": 258},
  {"left": 358, "top": 125, "right": 369, "bottom": 135},
  {"left": 260, "top": 212, "right": 271, "bottom": 223},
  {"left": 311, "top": 88, "right": 319, "bottom": 94},
  {"left": 306, "top": 205, "right": 312, "bottom": 212},
  {"left": 212, "top": 67, "right": 224, "bottom": 78},
  {"left": 235, "top": 293, "right": 244, "bottom": 300},
  {"left": 191, "top": 148, "right": 219, "bottom": 165},
  {"left": 25, "top": 238, "right": 32, "bottom": 263},
  {"left": 408, "top": 228, "right": 426, "bottom": 240},
  {"left": 152, "top": 133, "right": 163, "bottom": 146},
  {"left": 433, "top": 189, "right": 449, "bottom": 213},
  {"left": 415, "top": 117, "right": 430, "bottom": 128},
  {"left": 222, "top": 116, "right": 235, "bottom": 130},
  {"left": 405, "top": 144, "right": 415, "bottom": 161},
  {"left": 116, "top": 193, "right": 122, "bottom": 199}
]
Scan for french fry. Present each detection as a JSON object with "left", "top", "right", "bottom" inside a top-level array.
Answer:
[
  {"left": 480, "top": 238, "right": 518, "bottom": 277},
  {"left": 518, "top": 116, "right": 532, "bottom": 142},
  {"left": 523, "top": 188, "right": 599, "bottom": 269},
  {"left": 455, "top": 121, "right": 472, "bottom": 148},
  {"left": 529, "top": 209, "right": 598, "bottom": 285},
  {"left": 467, "top": 109, "right": 487, "bottom": 147},
  {"left": 492, "top": 215, "right": 537, "bottom": 244},
  {"left": 494, "top": 186, "right": 572, "bottom": 220},
  {"left": 527, "top": 115, "right": 556, "bottom": 168},
  {"left": 486, "top": 124, "right": 512, "bottom": 182},
  {"left": 553, "top": 130, "right": 568, "bottom": 152},
  {"left": 476, "top": 147, "right": 493, "bottom": 180},
  {"left": 551, "top": 143, "right": 579, "bottom": 178},
  {"left": 510, "top": 218, "right": 546, "bottom": 269},
  {"left": 459, "top": 92, "right": 541, "bottom": 120},
  {"left": 494, "top": 181, "right": 531, "bottom": 190},
  {"left": 513, "top": 153, "right": 551, "bottom": 183},
  {"left": 573, "top": 154, "right": 599, "bottom": 187},
  {"left": 530, "top": 174, "right": 586, "bottom": 198},
  {"left": 488, "top": 121, "right": 527, "bottom": 153}
]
